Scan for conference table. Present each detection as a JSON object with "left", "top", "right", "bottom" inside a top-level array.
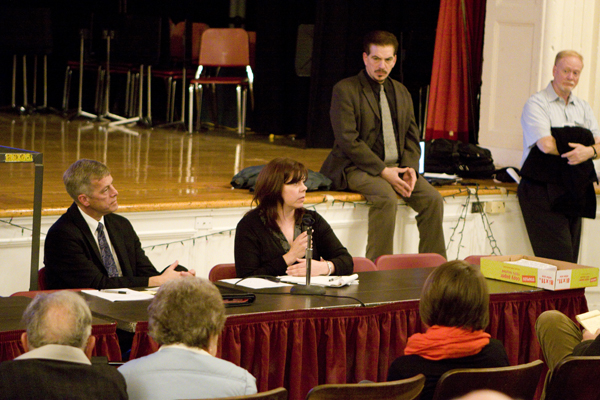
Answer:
[
  {"left": 0, "top": 295, "right": 122, "bottom": 362},
  {"left": 80, "top": 269, "right": 588, "bottom": 400}
]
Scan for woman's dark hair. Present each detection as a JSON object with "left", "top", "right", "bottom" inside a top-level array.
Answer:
[
  {"left": 419, "top": 260, "right": 489, "bottom": 331},
  {"left": 252, "top": 157, "right": 307, "bottom": 231}
]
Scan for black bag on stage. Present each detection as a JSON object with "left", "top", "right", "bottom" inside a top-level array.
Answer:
[
  {"left": 425, "top": 139, "right": 495, "bottom": 179},
  {"left": 231, "top": 165, "right": 332, "bottom": 192},
  {"left": 456, "top": 142, "right": 496, "bottom": 178},
  {"left": 424, "top": 139, "right": 460, "bottom": 175}
]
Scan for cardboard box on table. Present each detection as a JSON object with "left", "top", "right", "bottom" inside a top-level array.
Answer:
[{"left": 480, "top": 255, "right": 599, "bottom": 290}]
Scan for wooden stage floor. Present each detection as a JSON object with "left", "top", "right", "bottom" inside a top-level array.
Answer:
[
  {"left": 0, "top": 112, "right": 367, "bottom": 217},
  {"left": 0, "top": 112, "right": 519, "bottom": 218}
]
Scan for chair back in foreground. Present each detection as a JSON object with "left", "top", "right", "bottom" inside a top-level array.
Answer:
[
  {"left": 305, "top": 374, "right": 425, "bottom": 400},
  {"left": 544, "top": 356, "right": 600, "bottom": 400},
  {"left": 375, "top": 253, "right": 446, "bottom": 271},
  {"left": 209, "top": 387, "right": 288, "bottom": 400},
  {"left": 352, "top": 257, "right": 377, "bottom": 272},
  {"left": 208, "top": 263, "right": 237, "bottom": 282},
  {"left": 431, "top": 359, "right": 544, "bottom": 400}
]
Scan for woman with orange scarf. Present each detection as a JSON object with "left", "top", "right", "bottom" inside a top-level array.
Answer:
[{"left": 387, "top": 260, "right": 509, "bottom": 400}]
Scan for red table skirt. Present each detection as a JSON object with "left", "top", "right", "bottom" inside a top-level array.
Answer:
[
  {"left": 128, "top": 289, "right": 588, "bottom": 400},
  {"left": 0, "top": 322, "right": 122, "bottom": 362}
]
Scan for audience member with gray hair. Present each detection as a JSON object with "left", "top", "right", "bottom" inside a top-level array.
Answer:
[
  {"left": 0, "top": 291, "right": 127, "bottom": 399},
  {"left": 118, "top": 277, "right": 257, "bottom": 400}
]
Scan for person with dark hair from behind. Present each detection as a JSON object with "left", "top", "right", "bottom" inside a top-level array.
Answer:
[
  {"left": 234, "top": 157, "right": 353, "bottom": 278},
  {"left": 535, "top": 310, "right": 600, "bottom": 399},
  {"left": 118, "top": 277, "right": 257, "bottom": 399},
  {"left": 45, "top": 159, "right": 195, "bottom": 289},
  {"left": 387, "top": 260, "right": 509, "bottom": 400},
  {"left": 0, "top": 291, "right": 127, "bottom": 400},
  {"left": 320, "top": 30, "right": 446, "bottom": 262}
]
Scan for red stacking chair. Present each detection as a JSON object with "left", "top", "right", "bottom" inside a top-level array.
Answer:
[
  {"left": 187, "top": 28, "right": 253, "bottom": 136},
  {"left": 352, "top": 257, "right": 377, "bottom": 272},
  {"left": 463, "top": 255, "right": 488, "bottom": 266},
  {"left": 208, "top": 263, "right": 237, "bottom": 282},
  {"left": 375, "top": 253, "right": 446, "bottom": 270}
]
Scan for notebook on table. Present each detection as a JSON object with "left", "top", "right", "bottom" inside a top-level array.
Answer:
[{"left": 215, "top": 282, "right": 256, "bottom": 307}]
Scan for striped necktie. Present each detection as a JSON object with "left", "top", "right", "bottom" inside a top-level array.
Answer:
[{"left": 380, "top": 84, "right": 398, "bottom": 164}]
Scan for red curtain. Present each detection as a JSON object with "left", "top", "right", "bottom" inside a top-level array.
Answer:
[
  {"left": 0, "top": 330, "right": 24, "bottom": 362},
  {"left": 130, "top": 321, "right": 159, "bottom": 360},
  {"left": 425, "top": 0, "right": 487, "bottom": 143},
  {"left": 0, "top": 324, "right": 122, "bottom": 362},
  {"left": 90, "top": 323, "right": 123, "bottom": 362}
]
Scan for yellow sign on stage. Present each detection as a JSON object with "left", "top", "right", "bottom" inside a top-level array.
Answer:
[{"left": 5, "top": 153, "right": 33, "bottom": 162}]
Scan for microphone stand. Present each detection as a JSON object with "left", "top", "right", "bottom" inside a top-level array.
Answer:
[{"left": 290, "top": 225, "right": 325, "bottom": 295}]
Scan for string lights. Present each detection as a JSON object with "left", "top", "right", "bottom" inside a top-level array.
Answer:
[
  {"left": 0, "top": 185, "right": 507, "bottom": 257},
  {"left": 444, "top": 184, "right": 503, "bottom": 260}
]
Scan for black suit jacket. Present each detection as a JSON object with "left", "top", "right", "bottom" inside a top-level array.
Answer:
[
  {"left": 44, "top": 202, "right": 159, "bottom": 289},
  {"left": 320, "top": 70, "right": 422, "bottom": 190},
  {"left": 0, "top": 358, "right": 128, "bottom": 400}
]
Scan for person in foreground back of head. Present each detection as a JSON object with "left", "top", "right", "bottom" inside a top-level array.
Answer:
[
  {"left": 454, "top": 390, "right": 514, "bottom": 400},
  {"left": 118, "top": 277, "right": 257, "bottom": 400},
  {"left": 234, "top": 157, "right": 353, "bottom": 278},
  {"left": 387, "top": 260, "right": 509, "bottom": 400},
  {"left": 0, "top": 291, "right": 127, "bottom": 400}
]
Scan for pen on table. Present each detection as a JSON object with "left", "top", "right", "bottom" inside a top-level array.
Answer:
[{"left": 101, "top": 289, "right": 128, "bottom": 294}]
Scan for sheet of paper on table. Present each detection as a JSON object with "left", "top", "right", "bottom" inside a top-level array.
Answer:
[
  {"left": 81, "top": 288, "right": 155, "bottom": 302},
  {"left": 506, "top": 259, "right": 558, "bottom": 271},
  {"left": 278, "top": 274, "right": 359, "bottom": 287},
  {"left": 219, "top": 278, "right": 293, "bottom": 289}
]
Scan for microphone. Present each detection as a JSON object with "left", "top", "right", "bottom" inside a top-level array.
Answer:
[
  {"left": 302, "top": 215, "right": 315, "bottom": 283},
  {"left": 301, "top": 214, "right": 315, "bottom": 231},
  {"left": 290, "top": 213, "right": 325, "bottom": 295}
]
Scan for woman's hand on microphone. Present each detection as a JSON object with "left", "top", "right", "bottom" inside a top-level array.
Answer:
[{"left": 282, "top": 231, "right": 308, "bottom": 266}]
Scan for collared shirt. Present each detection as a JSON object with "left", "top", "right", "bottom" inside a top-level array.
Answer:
[
  {"left": 362, "top": 70, "right": 399, "bottom": 164},
  {"left": 159, "top": 343, "right": 212, "bottom": 357},
  {"left": 16, "top": 344, "right": 91, "bottom": 365},
  {"left": 521, "top": 81, "right": 600, "bottom": 165},
  {"left": 77, "top": 206, "right": 123, "bottom": 276}
]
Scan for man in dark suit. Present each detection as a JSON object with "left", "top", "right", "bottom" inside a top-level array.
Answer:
[
  {"left": 45, "top": 159, "right": 194, "bottom": 289},
  {"left": 320, "top": 30, "right": 446, "bottom": 261},
  {"left": 0, "top": 291, "right": 128, "bottom": 399}
]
